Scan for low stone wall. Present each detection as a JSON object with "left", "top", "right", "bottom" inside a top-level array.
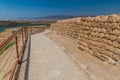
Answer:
[{"left": 50, "top": 14, "right": 120, "bottom": 65}]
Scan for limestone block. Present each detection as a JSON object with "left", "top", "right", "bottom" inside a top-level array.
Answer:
[
  {"left": 91, "top": 32, "right": 95, "bottom": 37},
  {"left": 116, "top": 36, "right": 120, "bottom": 42},
  {"left": 80, "top": 41, "right": 88, "bottom": 47},
  {"left": 107, "top": 40, "right": 113, "bottom": 45},
  {"left": 104, "top": 34, "right": 110, "bottom": 39},
  {"left": 93, "top": 27, "right": 98, "bottom": 32},
  {"left": 107, "top": 45, "right": 115, "bottom": 52},
  {"left": 112, "top": 54, "right": 120, "bottom": 61},
  {"left": 114, "top": 48, "right": 120, "bottom": 56},
  {"left": 106, "top": 51, "right": 113, "bottom": 58},
  {"left": 112, "top": 29, "right": 120, "bottom": 35},
  {"left": 110, "top": 35, "right": 117, "bottom": 41},
  {"left": 101, "top": 28, "right": 106, "bottom": 33},
  {"left": 106, "top": 28, "right": 112, "bottom": 34},
  {"left": 99, "top": 33, "right": 104, "bottom": 38},
  {"left": 84, "top": 34, "right": 89, "bottom": 38},
  {"left": 112, "top": 41, "right": 119, "bottom": 48}
]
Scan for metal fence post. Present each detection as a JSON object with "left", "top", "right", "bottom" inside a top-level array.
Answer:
[
  {"left": 15, "top": 36, "right": 19, "bottom": 60},
  {"left": 31, "top": 27, "right": 32, "bottom": 35},
  {"left": 22, "top": 29, "right": 24, "bottom": 44}
]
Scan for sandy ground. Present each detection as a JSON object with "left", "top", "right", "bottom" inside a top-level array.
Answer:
[{"left": 0, "top": 44, "right": 17, "bottom": 80}]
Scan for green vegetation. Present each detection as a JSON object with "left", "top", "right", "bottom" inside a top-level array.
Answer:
[
  {"left": 0, "top": 41, "right": 15, "bottom": 55},
  {"left": 0, "top": 20, "right": 56, "bottom": 28}
]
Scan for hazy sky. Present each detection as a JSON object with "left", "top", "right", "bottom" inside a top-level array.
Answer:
[{"left": 0, "top": 0, "right": 120, "bottom": 20}]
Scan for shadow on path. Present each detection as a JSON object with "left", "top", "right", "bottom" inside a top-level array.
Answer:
[
  {"left": 24, "top": 36, "right": 31, "bottom": 80},
  {"left": 14, "top": 36, "right": 31, "bottom": 80}
]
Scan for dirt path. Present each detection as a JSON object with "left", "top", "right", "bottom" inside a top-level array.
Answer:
[{"left": 27, "top": 31, "right": 91, "bottom": 80}]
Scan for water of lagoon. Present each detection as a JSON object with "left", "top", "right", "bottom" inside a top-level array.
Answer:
[{"left": 0, "top": 26, "right": 21, "bottom": 33}]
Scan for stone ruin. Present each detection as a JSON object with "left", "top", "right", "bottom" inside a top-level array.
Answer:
[{"left": 50, "top": 14, "right": 120, "bottom": 65}]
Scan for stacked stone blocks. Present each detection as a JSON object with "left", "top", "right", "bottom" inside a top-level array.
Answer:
[{"left": 51, "top": 14, "right": 120, "bottom": 65}]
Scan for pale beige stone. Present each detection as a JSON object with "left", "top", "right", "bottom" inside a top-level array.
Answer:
[{"left": 110, "top": 35, "right": 117, "bottom": 41}]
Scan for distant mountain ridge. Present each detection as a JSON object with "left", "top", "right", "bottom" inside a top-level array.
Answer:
[
  {"left": 17, "top": 15, "right": 96, "bottom": 20},
  {"left": 38, "top": 15, "right": 80, "bottom": 20}
]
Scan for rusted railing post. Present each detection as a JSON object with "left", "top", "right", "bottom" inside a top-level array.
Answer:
[
  {"left": 15, "top": 36, "right": 19, "bottom": 60},
  {"left": 24, "top": 28, "right": 27, "bottom": 40},
  {"left": 38, "top": 27, "right": 39, "bottom": 32},
  {"left": 26, "top": 28, "right": 28, "bottom": 39},
  {"left": 9, "top": 60, "right": 18, "bottom": 80},
  {"left": 31, "top": 27, "right": 32, "bottom": 35},
  {"left": 22, "top": 29, "right": 24, "bottom": 44}
]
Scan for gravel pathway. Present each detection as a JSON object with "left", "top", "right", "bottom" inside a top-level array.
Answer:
[{"left": 28, "top": 32, "right": 89, "bottom": 80}]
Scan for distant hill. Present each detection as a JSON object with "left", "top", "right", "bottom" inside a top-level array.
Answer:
[
  {"left": 17, "top": 15, "right": 96, "bottom": 20},
  {"left": 37, "top": 15, "right": 80, "bottom": 20}
]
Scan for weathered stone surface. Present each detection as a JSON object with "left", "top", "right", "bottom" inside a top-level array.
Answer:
[{"left": 51, "top": 14, "right": 120, "bottom": 65}]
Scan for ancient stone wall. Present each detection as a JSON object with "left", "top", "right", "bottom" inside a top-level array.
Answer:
[{"left": 50, "top": 14, "right": 120, "bottom": 65}]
